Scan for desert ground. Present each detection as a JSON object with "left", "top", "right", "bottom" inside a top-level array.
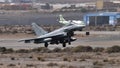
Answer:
[
  {"left": 0, "top": 52, "right": 120, "bottom": 68},
  {"left": 0, "top": 31, "right": 119, "bottom": 68}
]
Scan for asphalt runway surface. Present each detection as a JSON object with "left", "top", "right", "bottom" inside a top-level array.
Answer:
[
  {"left": 0, "top": 12, "right": 84, "bottom": 25},
  {"left": 0, "top": 31, "right": 120, "bottom": 50}
]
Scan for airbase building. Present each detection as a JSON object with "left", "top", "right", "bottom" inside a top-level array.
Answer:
[{"left": 84, "top": 12, "right": 120, "bottom": 26}]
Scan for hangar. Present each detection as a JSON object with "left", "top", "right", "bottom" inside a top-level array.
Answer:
[{"left": 84, "top": 12, "right": 120, "bottom": 26}]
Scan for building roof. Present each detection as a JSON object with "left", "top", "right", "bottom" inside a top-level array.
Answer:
[
  {"left": 35, "top": 0, "right": 110, "bottom": 4},
  {"left": 85, "top": 12, "right": 120, "bottom": 16}
]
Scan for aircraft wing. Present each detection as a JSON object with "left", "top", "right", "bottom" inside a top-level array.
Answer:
[{"left": 19, "top": 33, "right": 65, "bottom": 43}]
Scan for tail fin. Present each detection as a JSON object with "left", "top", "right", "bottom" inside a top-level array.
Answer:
[
  {"left": 59, "top": 14, "right": 66, "bottom": 22},
  {"left": 59, "top": 14, "right": 69, "bottom": 25},
  {"left": 32, "top": 23, "right": 48, "bottom": 36}
]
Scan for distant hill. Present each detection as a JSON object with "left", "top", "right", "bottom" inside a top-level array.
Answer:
[{"left": 35, "top": 0, "right": 109, "bottom": 3}]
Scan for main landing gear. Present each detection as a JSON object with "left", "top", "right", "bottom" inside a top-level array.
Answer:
[
  {"left": 44, "top": 42, "right": 48, "bottom": 47},
  {"left": 62, "top": 42, "right": 66, "bottom": 47}
]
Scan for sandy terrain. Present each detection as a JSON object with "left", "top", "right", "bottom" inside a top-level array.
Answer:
[{"left": 0, "top": 52, "right": 120, "bottom": 68}]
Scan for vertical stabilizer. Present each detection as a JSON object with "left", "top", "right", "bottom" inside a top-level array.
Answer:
[
  {"left": 59, "top": 14, "right": 66, "bottom": 22},
  {"left": 32, "top": 23, "right": 48, "bottom": 36},
  {"left": 59, "top": 15, "right": 69, "bottom": 25}
]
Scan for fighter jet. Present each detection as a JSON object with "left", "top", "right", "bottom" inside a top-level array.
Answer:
[
  {"left": 59, "top": 14, "right": 85, "bottom": 30},
  {"left": 20, "top": 20, "right": 85, "bottom": 47}
]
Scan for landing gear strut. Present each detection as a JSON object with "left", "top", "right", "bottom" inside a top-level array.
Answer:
[
  {"left": 67, "top": 32, "right": 72, "bottom": 45},
  {"left": 44, "top": 42, "right": 48, "bottom": 47}
]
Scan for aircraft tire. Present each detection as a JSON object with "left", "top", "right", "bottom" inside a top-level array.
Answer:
[{"left": 62, "top": 42, "right": 66, "bottom": 47}]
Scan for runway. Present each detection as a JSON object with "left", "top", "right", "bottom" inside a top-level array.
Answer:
[
  {"left": 0, "top": 31, "right": 120, "bottom": 49},
  {"left": 0, "top": 40, "right": 78, "bottom": 50},
  {"left": 0, "top": 12, "right": 84, "bottom": 25}
]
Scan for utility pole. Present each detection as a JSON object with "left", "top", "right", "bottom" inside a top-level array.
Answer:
[{"left": 95, "top": 0, "right": 97, "bottom": 26}]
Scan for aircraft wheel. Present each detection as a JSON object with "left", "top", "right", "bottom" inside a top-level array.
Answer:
[
  {"left": 62, "top": 42, "right": 66, "bottom": 47},
  {"left": 67, "top": 37, "right": 71, "bottom": 45},
  {"left": 45, "top": 42, "right": 48, "bottom": 47}
]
